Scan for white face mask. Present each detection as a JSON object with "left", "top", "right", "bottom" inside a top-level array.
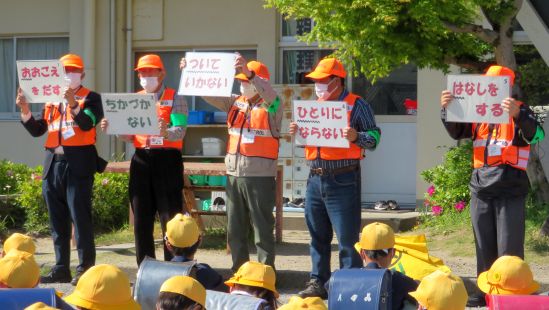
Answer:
[
  {"left": 315, "top": 78, "right": 337, "bottom": 100},
  {"left": 140, "top": 77, "right": 159, "bottom": 93},
  {"left": 240, "top": 82, "right": 258, "bottom": 99},
  {"left": 65, "top": 73, "right": 82, "bottom": 89}
]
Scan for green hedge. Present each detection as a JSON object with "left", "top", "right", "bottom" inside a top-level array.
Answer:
[{"left": 0, "top": 160, "right": 129, "bottom": 235}]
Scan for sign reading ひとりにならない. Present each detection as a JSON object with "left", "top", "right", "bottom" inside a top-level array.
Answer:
[
  {"left": 101, "top": 93, "right": 159, "bottom": 135},
  {"left": 293, "top": 100, "right": 350, "bottom": 148},
  {"left": 446, "top": 75, "right": 511, "bottom": 124},
  {"left": 178, "top": 52, "right": 237, "bottom": 97},
  {"left": 16, "top": 60, "right": 67, "bottom": 103}
]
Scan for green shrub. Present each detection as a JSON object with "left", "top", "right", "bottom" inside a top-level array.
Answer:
[
  {"left": 0, "top": 159, "right": 32, "bottom": 194},
  {"left": 92, "top": 172, "right": 130, "bottom": 232},
  {"left": 16, "top": 166, "right": 49, "bottom": 234},
  {"left": 420, "top": 141, "right": 473, "bottom": 227}
]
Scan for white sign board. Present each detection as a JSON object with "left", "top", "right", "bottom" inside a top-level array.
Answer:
[
  {"left": 446, "top": 75, "right": 511, "bottom": 124},
  {"left": 102, "top": 93, "right": 159, "bottom": 135},
  {"left": 17, "top": 60, "right": 67, "bottom": 103},
  {"left": 293, "top": 100, "right": 349, "bottom": 148},
  {"left": 178, "top": 52, "right": 236, "bottom": 97}
]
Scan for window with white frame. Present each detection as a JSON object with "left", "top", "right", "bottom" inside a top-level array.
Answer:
[
  {"left": 134, "top": 49, "right": 257, "bottom": 111},
  {"left": 0, "top": 37, "right": 69, "bottom": 118},
  {"left": 279, "top": 17, "right": 417, "bottom": 115}
]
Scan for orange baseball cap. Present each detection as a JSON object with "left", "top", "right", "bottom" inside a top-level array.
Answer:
[
  {"left": 485, "top": 65, "right": 515, "bottom": 86},
  {"left": 235, "top": 61, "right": 270, "bottom": 81},
  {"left": 59, "top": 54, "right": 84, "bottom": 69},
  {"left": 306, "top": 58, "right": 346, "bottom": 80},
  {"left": 135, "top": 54, "right": 165, "bottom": 71}
]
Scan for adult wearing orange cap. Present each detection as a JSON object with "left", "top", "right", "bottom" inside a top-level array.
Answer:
[
  {"left": 440, "top": 65, "right": 544, "bottom": 307},
  {"left": 16, "top": 53, "right": 106, "bottom": 285},
  {"left": 101, "top": 54, "right": 188, "bottom": 265},
  {"left": 288, "top": 58, "right": 380, "bottom": 299},
  {"left": 180, "top": 54, "right": 281, "bottom": 271}
]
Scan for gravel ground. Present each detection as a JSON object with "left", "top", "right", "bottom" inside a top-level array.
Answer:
[{"left": 33, "top": 229, "right": 549, "bottom": 309}]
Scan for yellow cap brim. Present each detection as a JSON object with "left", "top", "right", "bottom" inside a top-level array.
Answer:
[
  {"left": 354, "top": 242, "right": 362, "bottom": 254},
  {"left": 65, "top": 293, "right": 141, "bottom": 310},
  {"left": 234, "top": 72, "right": 249, "bottom": 81},
  {"left": 224, "top": 277, "right": 279, "bottom": 298},
  {"left": 477, "top": 271, "right": 540, "bottom": 295},
  {"left": 305, "top": 71, "right": 331, "bottom": 80}
]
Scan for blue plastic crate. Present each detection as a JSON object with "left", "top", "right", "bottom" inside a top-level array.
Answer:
[{"left": 188, "top": 111, "right": 214, "bottom": 124}]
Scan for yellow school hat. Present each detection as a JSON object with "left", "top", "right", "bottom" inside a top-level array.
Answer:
[
  {"left": 225, "top": 261, "right": 279, "bottom": 297},
  {"left": 24, "top": 302, "right": 58, "bottom": 310},
  {"left": 477, "top": 255, "right": 539, "bottom": 295},
  {"left": 3, "top": 232, "right": 36, "bottom": 255},
  {"left": 64, "top": 264, "right": 141, "bottom": 310},
  {"left": 0, "top": 249, "right": 40, "bottom": 288},
  {"left": 159, "top": 275, "right": 206, "bottom": 307},
  {"left": 279, "top": 296, "right": 328, "bottom": 310},
  {"left": 409, "top": 270, "right": 468, "bottom": 310},
  {"left": 354, "top": 222, "right": 395, "bottom": 253},
  {"left": 166, "top": 213, "right": 200, "bottom": 248}
]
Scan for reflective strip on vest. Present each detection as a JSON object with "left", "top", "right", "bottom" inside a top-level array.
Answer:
[
  {"left": 44, "top": 87, "right": 96, "bottom": 148},
  {"left": 472, "top": 139, "right": 512, "bottom": 147},
  {"left": 228, "top": 127, "right": 273, "bottom": 137},
  {"left": 133, "top": 88, "right": 182, "bottom": 150}
]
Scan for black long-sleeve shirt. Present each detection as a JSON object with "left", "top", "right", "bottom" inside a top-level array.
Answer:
[{"left": 442, "top": 104, "right": 540, "bottom": 197}]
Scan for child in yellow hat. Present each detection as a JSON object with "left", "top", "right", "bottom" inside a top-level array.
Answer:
[
  {"left": 2, "top": 232, "right": 36, "bottom": 256},
  {"left": 477, "top": 255, "right": 539, "bottom": 295},
  {"left": 165, "top": 213, "right": 223, "bottom": 290},
  {"left": 0, "top": 249, "right": 40, "bottom": 288},
  {"left": 24, "top": 302, "right": 59, "bottom": 310},
  {"left": 354, "top": 222, "right": 418, "bottom": 309},
  {"left": 64, "top": 264, "right": 141, "bottom": 310},
  {"left": 278, "top": 296, "right": 327, "bottom": 310},
  {"left": 409, "top": 270, "right": 468, "bottom": 310},
  {"left": 157, "top": 275, "right": 206, "bottom": 310},
  {"left": 225, "top": 261, "right": 278, "bottom": 309}
]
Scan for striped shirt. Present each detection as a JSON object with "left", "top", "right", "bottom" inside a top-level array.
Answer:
[{"left": 309, "top": 89, "right": 380, "bottom": 170}]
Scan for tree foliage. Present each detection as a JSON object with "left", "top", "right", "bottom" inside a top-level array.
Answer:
[{"left": 266, "top": 0, "right": 522, "bottom": 80}]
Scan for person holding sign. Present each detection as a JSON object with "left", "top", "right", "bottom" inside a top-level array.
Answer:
[
  {"left": 101, "top": 54, "right": 188, "bottom": 266},
  {"left": 16, "top": 54, "right": 106, "bottom": 286},
  {"left": 180, "top": 54, "right": 281, "bottom": 272},
  {"left": 288, "top": 58, "right": 380, "bottom": 299},
  {"left": 440, "top": 65, "right": 544, "bottom": 307}
]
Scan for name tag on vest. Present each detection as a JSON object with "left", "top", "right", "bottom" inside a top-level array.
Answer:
[
  {"left": 150, "top": 136, "right": 164, "bottom": 146},
  {"left": 488, "top": 144, "right": 502, "bottom": 156},
  {"left": 160, "top": 100, "right": 173, "bottom": 107}
]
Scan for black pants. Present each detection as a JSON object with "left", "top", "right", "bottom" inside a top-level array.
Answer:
[
  {"left": 470, "top": 192, "right": 526, "bottom": 276},
  {"left": 130, "top": 148, "right": 184, "bottom": 265},
  {"left": 42, "top": 159, "right": 95, "bottom": 273}
]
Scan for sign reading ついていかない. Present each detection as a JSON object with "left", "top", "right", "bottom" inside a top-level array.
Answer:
[{"left": 178, "top": 52, "right": 236, "bottom": 97}]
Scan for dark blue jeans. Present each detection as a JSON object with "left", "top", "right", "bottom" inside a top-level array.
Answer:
[
  {"left": 305, "top": 169, "right": 363, "bottom": 284},
  {"left": 42, "top": 160, "right": 95, "bottom": 274}
]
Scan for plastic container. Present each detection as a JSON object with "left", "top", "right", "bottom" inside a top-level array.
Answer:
[
  {"left": 404, "top": 98, "right": 417, "bottom": 115},
  {"left": 201, "top": 199, "right": 212, "bottom": 211},
  {"left": 202, "top": 137, "right": 225, "bottom": 156},
  {"left": 207, "top": 175, "right": 225, "bottom": 186},
  {"left": 189, "top": 175, "right": 208, "bottom": 185},
  {"left": 188, "top": 111, "right": 214, "bottom": 124},
  {"left": 213, "top": 111, "right": 228, "bottom": 123}
]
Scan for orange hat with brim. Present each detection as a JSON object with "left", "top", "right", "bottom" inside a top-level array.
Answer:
[
  {"left": 135, "top": 54, "right": 164, "bottom": 71},
  {"left": 477, "top": 256, "right": 539, "bottom": 295},
  {"left": 60, "top": 54, "right": 84, "bottom": 69},
  {"left": 485, "top": 65, "right": 515, "bottom": 86},
  {"left": 306, "top": 58, "right": 346, "bottom": 80},
  {"left": 235, "top": 61, "right": 270, "bottom": 81}
]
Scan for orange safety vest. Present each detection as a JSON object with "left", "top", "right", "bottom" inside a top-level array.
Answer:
[
  {"left": 472, "top": 103, "right": 530, "bottom": 171},
  {"left": 133, "top": 88, "right": 183, "bottom": 150},
  {"left": 305, "top": 93, "right": 364, "bottom": 161},
  {"left": 44, "top": 87, "right": 96, "bottom": 148},
  {"left": 226, "top": 96, "right": 279, "bottom": 160}
]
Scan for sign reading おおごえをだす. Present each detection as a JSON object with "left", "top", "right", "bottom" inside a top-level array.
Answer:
[
  {"left": 17, "top": 60, "right": 67, "bottom": 103},
  {"left": 446, "top": 75, "right": 511, "bottom": 124},
  {"left": 178, "top": 52, "right": 236, "bottom": 97},
  {"left": 293, "top": 100, "right": 350, "bottom": 148},
  {"left": 101, "top": 93, "right": 159, "bottom": 135}
]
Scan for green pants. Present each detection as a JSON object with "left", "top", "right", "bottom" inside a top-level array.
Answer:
[{"left": 226, "top": 175, "right": 276, "bottom": 271}]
